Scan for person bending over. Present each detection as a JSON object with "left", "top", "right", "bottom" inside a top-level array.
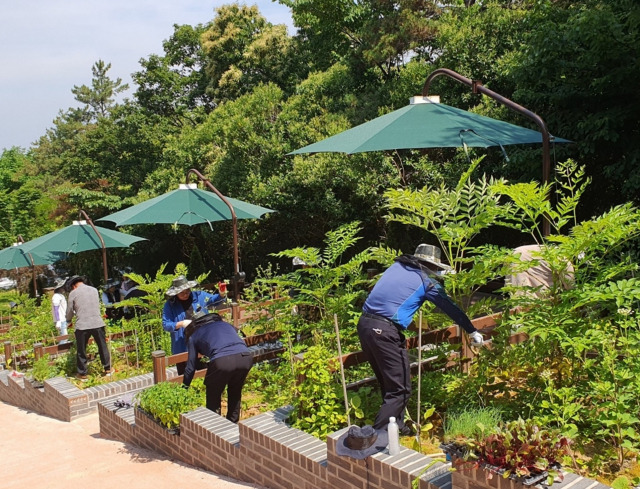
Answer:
[
  {"left": 182, "top": 313, "right": 252, "bottom": 423},
  {"left": 357, "top": 244, "right": 484, "bottom": 435}
]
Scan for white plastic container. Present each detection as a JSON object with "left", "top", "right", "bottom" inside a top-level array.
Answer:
[{"left": 387, "top": 417, "right": 400, "bottom": 455}]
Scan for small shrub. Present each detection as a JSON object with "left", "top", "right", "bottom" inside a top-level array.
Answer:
[{"left": 31, "top": 355, "right": 57, "bottom": 383}]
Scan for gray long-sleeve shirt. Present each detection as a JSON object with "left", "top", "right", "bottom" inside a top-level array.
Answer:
[{"left": 66, "top": 283, "right": 105, "bottom": 330}]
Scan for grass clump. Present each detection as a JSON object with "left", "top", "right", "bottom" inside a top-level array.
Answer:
[{"left": 443, "top": 407, "right": 502, "bottom": 444}]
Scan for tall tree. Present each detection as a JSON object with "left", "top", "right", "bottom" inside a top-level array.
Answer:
[
  {"left": 71, "top": 60, "right": 129, "bottom": 121},
  {"left": 507, "top": 0, "right": 640, "bottom": 213},
  {"left": 201, "top": 3, "right": 304, "bottom": 104},
  {"left": 283, "top": 0, "right": 440, "bottom": 79},
  {"left": 0, "top": 148, "right": 58, "bottom": 245},
  {"left": 133, "top": 23, "right": 214, "bottom": 126}
]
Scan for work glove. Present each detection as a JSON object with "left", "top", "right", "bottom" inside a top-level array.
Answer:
[{"left": 469, "top": 331, "right": 484, "bottom": 346}]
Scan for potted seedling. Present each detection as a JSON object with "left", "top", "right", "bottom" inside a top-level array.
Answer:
[{"left": 440, "top": 407, "right": 502, "bottom": 460}]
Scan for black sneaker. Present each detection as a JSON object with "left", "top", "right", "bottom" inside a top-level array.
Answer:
[{"left": 399, "top": 425, "right": 416, "bottom": 437}]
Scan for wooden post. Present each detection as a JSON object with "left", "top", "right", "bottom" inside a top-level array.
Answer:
[
  {"left": 4, "top": 341, "right": 12, "bottom": 370},
  {"left": 460, "top": 325, "right": 472, "bottom": 374},
  {"left": 34, "top": 342, "right": 44, "bottom": 361},
  {"left": 152, "top": 350, "right": 167, "bottom": 384},
  {"left": 231, "top": 302, "right": 240, "bottom": 329},
  {"left": 293, "top": 352, "right": 305, "bottom": 385}
]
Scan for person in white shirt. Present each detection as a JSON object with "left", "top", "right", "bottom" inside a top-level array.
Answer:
[{"left": 51, "top": 277, "right": 68, "bottom": 340}]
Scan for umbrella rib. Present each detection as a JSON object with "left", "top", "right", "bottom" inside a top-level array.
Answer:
[
  {"left": 459, "top": 129, "right": 510, "bottom": 161},
  {"left": 175, "top": 211, "right": 216, "bottom": 230}
]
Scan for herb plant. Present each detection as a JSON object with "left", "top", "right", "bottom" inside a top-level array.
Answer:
[{"left": 135, "top": 380, "right": 204, "bottom": 430}]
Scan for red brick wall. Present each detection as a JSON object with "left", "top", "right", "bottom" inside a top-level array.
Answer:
[
  {"left": 0, "top": 370, "right": 153, "bottom": 422},
  {"left": 98, "top": 398, "right": 451, "bottom": 489}
]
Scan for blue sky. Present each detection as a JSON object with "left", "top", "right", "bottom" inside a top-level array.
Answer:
[{"left": 0, "top": 1, "right": 294, "bottom": 152}]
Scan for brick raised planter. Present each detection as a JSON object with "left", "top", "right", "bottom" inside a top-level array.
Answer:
[
  {"left": 99, "top": 400, "right": 453, "bottom": 489},
  {"left": 1, "top": 368, "right": 612, "bottom": 489},
  {"left": 97, "top": 397, "right": 613, "bottom": 489},
  {"left": 449, "top": 455, "right": 609, "bottom": 489},
  {"left": 0, "top": 370, "right": 153, "bottom": 421}
]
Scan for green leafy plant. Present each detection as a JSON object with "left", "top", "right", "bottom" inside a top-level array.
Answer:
[
  {"left": 288, "top": 342, "right": 348, "bottom": 439},
  {"left": 270, "top": 220, "right": 372, "bottom": 337},
  {"left": 384, "top": 164, "right": 514, "bottom": 317},
  {"left": 135, "top": 381, "right": 204, "bottom": 430},
  {"left": 30, "top": 355, "right": 58, "bottom": 383}
]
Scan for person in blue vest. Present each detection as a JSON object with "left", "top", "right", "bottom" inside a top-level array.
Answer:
[
  {"left": 162, "top": 276, "right": 225, "bottom": 375},
  {"left": 358, "top": 244, "right": 484, "bottom": 436},
  {"left": 182, "top": 313, "right": 253, "bottom": 423}
]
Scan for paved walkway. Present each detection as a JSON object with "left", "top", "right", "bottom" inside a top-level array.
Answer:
[{"left": 0, "top": 401, "right": 266, "bottom": 489}]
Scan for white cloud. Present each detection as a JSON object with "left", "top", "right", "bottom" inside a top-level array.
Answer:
[{"left": 0, "top": 1, "right": 293, "bottom": 151}]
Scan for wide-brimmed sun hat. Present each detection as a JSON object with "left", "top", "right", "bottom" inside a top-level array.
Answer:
[
  {"left": 165, "top": 275, "right": 198, "bottom": 297},
  {"left": 53, "top": 277, "right": 67, "bottom": 291},
  {"left": 414, "top": 244, "right": 451, "bottom": 270},
  {"left": 66, "top": 275, "right": 85, "bottom": 291},
  {"left": 335, "top": 425, "right": 389, "bottom": 459},
  {"left": 102, "top": 277, "right": 121, "bottom": 291}
]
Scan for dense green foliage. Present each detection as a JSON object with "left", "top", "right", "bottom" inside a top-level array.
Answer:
[
  {"left": 2, "top": 1, "right": 640, "bottom": 481},
  {"left": 2, "top": 0, "right": 638, "bottom": 284}
]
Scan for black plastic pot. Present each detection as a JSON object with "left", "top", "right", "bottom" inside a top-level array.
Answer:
[{"left": 439, "top": 442, "right": 469, "bottom": 460}]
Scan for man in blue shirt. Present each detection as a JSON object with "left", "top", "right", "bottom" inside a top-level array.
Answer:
[
  {"left": 162, "top": 276, "right": 225, "bottom": 374},
  {"left": 358, "top": 244, "right": 484, "bottom": 435}
]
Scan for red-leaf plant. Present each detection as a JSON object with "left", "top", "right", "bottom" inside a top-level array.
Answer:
[{"left": 460, "top": 418, "right": 571, "bottom": 485}]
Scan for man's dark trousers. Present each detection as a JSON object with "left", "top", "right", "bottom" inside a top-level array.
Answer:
[
  {"left": 357, "top": 313, "right": 411, "bottom": 431},
  {"left": 75, "top": 327, "right": 110, "bottom": 375}
]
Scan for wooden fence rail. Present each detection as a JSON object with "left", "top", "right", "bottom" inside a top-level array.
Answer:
[
  {"left": 151, "top": 330, "right": 285, "bottom": 384},
  {"left": 294, "top": 310, "right": 528, "bottom": 391},
  {"left": 2, "top": 297, "right": 287, "bottom": 371}
]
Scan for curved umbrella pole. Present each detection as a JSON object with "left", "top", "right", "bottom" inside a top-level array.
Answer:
[
  {"left": 186, "top": 169, "right": 241, "bottom": 299},
  {"left": 16, "top": 235, "right": 38, "bottom": 297},
  {"left": 422, "top": 68, "right": 553, "bottom": 237},
  {"left": 79, "top": 210, "right": 109, "bottom": 284}
]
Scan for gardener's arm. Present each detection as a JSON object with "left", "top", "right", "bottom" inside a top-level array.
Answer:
[
  {"left": 182, "top": 341, "right": 197, "bottom": 388},
  {"left": 425, "top": 281, "right": 477, "bottom": 334},
  {"left": 162, "top": 302, "right": 187, "bottom": 332}
]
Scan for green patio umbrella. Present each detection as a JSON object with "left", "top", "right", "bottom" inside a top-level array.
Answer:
[
  {"left": 0, "top": 244, "right": 67, "bottom": 296},
  {"left": 20, "top": 218, "right": 147, "bottom": 283},
  {"left": 97, "top": 184, "right": 274, "bottom": 227},
  {"left": 97, "top": 174, "right": 275, "bottom": 299},
  {"left": 0, "top": 244, "right": 65, "bottom": 270},
  {"left": 289, "top": 97, "right": 571, "bottom": 155}
]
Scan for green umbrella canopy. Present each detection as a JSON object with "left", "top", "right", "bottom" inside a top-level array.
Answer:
[
  {"left": 0, "top": 244, "right": 66, "bottom": 270},
  {"left": 20, "top": 221, "right": 146, "bottom": 255},
  {"left": 289, "top": 97, "right": 571, "bottom": 155},
  {"left": 97, "top": 184, "right": 275, "bottom": 227}
]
